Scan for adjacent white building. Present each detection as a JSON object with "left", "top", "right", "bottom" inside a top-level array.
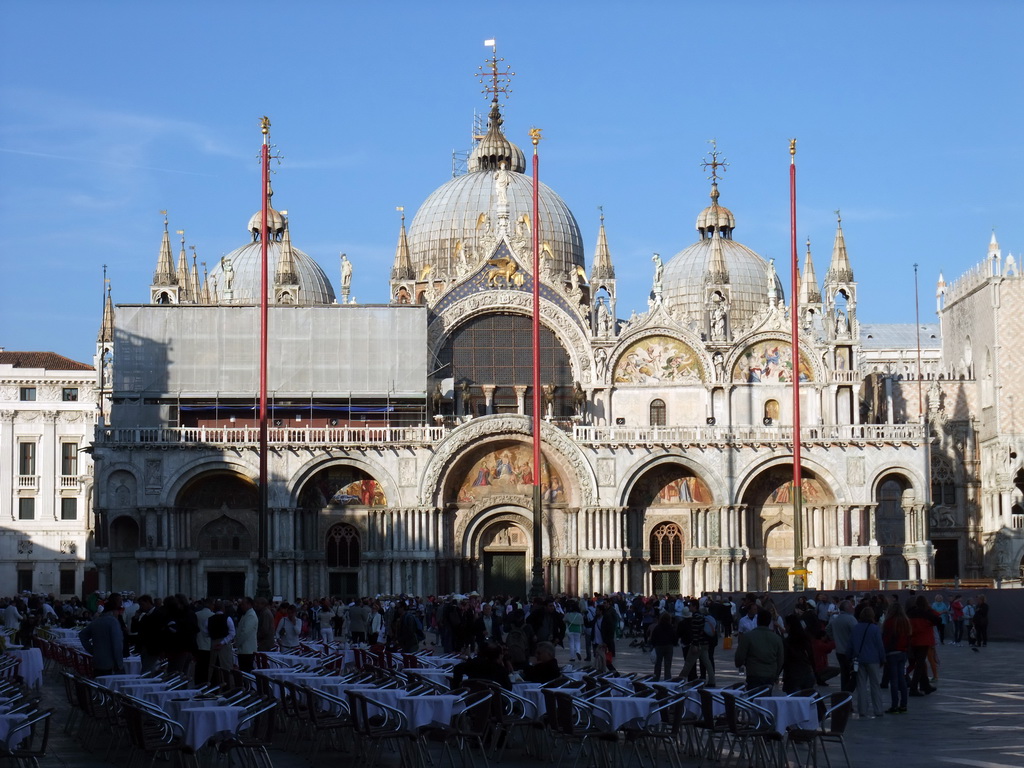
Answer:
[{"left": 0, "top": 350, "right": 97, "bottom": 595}]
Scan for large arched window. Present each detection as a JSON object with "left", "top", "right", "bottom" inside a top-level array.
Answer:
[
  {"left": 438, "top": 313, "right": 574, "bottom": 418},
  {"left": 650, "top": 522, "right": 683, "bottom": 566},
  {"left": 326, "top": 523, "right": 360, "bottom": 568},
  {"left": 650, "top": 399, "right": 667, "bottom": 427}
]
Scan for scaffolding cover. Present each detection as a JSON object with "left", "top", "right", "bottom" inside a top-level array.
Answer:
[{"left": 114, "top": 305, "right": 427, "bottom": 397}]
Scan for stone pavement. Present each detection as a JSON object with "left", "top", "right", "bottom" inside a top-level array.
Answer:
[{"left": 29, "top": 638, "right": 1024, "bottom": 768}]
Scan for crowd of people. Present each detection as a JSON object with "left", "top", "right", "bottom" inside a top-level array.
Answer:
[{"left": 1, "top": 586, "right": 994, "bottom": 715}]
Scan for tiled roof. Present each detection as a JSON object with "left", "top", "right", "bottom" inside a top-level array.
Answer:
[{"left": 0, "top": 351, "right": 94, "bottom": 371}]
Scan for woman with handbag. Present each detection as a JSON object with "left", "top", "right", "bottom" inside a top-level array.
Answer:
[{"left": 850, "top": 606, "right": 886, "bottom": 718}]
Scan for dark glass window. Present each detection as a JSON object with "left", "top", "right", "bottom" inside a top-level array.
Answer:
[
  {"left": 19, "top": 498, "right": 35, "bottom": 520},
  {"left": 326, "top": 524, "right": 360, "bottom": 568},
  {"left": 650, "top": 399, "right": 667, "bottom": 426},
  {"left": 439, "top": 314, "right": 574, "bottom": 418},
  {"left": 650, "top": 522, "right": 683, "bottom": 566},
  {"left": 61, "top": 498, "right": 77, "bottom": 520}
]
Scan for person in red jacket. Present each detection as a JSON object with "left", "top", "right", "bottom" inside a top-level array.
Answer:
[
  {"left": 811, "top": 629, "right": 839, "bottom": 686},
  {"left": 906, "top": 595, "right": 938, "bottom": 696}
]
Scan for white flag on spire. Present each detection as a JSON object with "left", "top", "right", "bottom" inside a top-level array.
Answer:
[{"left": 484, "top": 39, "right": 495, "bottom": 46}]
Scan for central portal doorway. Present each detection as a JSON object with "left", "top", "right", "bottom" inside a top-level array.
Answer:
[
  {"left": 484, "top": 552, "right": 527, "bottom": 599},
  {"left": 481, "top": 521, "right": 529, "bottom": 599}
]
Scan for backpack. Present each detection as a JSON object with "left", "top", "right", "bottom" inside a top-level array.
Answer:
[{"left": 208, "top": 613, "right": 229, "bottom": 641}]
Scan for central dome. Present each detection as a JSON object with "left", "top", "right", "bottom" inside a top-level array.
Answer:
[
  {"left": 406, "top": 101, "right": 584, "bottom": 279},
  {"left": 207, "top": 212, "right": 336, "bottom": 306},
  {"left": 662, "top": 185, "right": 783, "bottom": 328}
]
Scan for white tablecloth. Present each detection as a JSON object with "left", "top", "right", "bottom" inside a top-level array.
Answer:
[
  {"left": 398, "top": 694, "right": 464, "bottom": 729},
  {"left": 412, "top": 668, "right": 453, "bottom": 683},
  {"left": 95, "top": 673, "right": 148, "bottom": 691},
  {"left": 592, "top": 697, "right": 656, "bottom": 729},
  {"left": 165, "top": 696, "right": 226, "bottom": 724},
  {"left": 603, "top": 678, "right": 635, "bottom": 696},
  {"left": 142, "top": 689, "right": 202, "bottom": 710},
  {"left": 178, "top": 705, "right": 244, "bottom": 750},
  {"left": 49, "top": 628, "right": 82, "bottom": 641},
  {"left": 0, "top": 713, "right": 29, "bottom": 748},
  {"left": 758, "top": 696, "right": 818, "bottom": 734},
  {"left": 5, "top": 649, "right": 43, "bottom": 689},
  {"left": 512, "top": 683, "right": 545, "bottom": 716},
  {"left": 263, "top": 653, "right": 322, "bottom": 669}
]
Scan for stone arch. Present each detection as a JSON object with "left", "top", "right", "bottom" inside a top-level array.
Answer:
[
  {"left": 176, "top": 471, "right": 259, "bottom": 510},
  {"left": 109, "top": 514, "right": 140, "bottom": 552},
  {"left": 290, "top": 454, "right": 400, "bottom": 510},
  {"left": 867, "top": 464, "right": 924, "bottom": 501},
  {"left": 161, "top": 455, "right": 259, "bottom": 510},
  {"left": 618, "top": 454, "right": 724, "bottom": 509},
  {"left": 727, "top": 333, "right": 822, "bottom": 384},
  {"left": 459, "top": 504, "right": 552, "bottom": 560},
  {"left": 608, "top": 331, "right": 708, "bottom": 385},
  {"left": 421, "top": 414, "right": 596, "bottom": 507},
  {"left": 735, "top": 456, "right": 845, "bottom": 508},
  {"left": 106, "top": 468, "right": 139, "bottom": 509},
  {"left": 427, "top": 293, "right": 592, "bottom": 384},
  {"left": 294, "top": 461, "right": 391, "bottom": 512}
]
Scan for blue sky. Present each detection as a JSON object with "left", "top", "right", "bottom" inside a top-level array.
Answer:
[{"left": 2, "top": 1, "right": 1022, "bottom": 363}]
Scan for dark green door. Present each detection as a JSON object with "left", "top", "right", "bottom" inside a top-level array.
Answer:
[{"left": 484, "top": 552, "right": 526, "bottom": 599}]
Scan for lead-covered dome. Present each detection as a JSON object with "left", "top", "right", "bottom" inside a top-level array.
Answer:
[
  {"left": 406, "top": 101, "right": 584, "bottom": 279},
  {"left": 662, "top": 184, "right": 783, "bottom": 328},
  {"left": 207, "top": 213, "right": 336, "bottom": 305}
]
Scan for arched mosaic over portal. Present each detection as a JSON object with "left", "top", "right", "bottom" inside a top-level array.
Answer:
[
  {"left": 300, "top": 466, "right": 387, "bottom": 511},
  {"left": 614, "top": 336, "right": 703, "bottom": 384},
  {"left": 178, "top": 473, "right": 258, "bottom": 509},
  {"left": 733, "top": 340, "right": 813, "bottom": 383},
  {"left": 628, "top": 465, "right": 713, "bottom": 506},
  {"left": 744, "top": 467, "right": 834, "bottom": 506},
  {"left": 454, "top": 442, "right": 565, "bottom": 505}
]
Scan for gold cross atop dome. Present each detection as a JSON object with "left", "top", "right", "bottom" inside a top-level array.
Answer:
[
  {"left": 477, "top": 39, "right": 514, "bottom": 102},
  {"left": 701, "top": 139, "right": 729, "bottom": 184}
]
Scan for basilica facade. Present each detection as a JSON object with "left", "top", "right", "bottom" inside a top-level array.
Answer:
[{"left": 87, "top": 75, "right": 1019, "bottom": 601}]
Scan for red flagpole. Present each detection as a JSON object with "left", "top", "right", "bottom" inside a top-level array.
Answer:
[
  {"left": 530, "top": 128, "right": 544, "bottom": 599},
  {"left": 790, "top": 139, "right": 804, "bottom": 592},
  {"left": 257, "top": 117, "right": 271, "bottom": 599}
]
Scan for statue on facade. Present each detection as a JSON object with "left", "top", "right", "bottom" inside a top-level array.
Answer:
[
  {"left": 222, "top": 256, "right": 234, "bottom": 292},
  {"left": 596, "top": 300, "right": 612, "bottom": 337},
  {"left": 340, "top": 254, "right": 353, "bottom": 291},
  {"left": 594, "top": 347, "right": 608, "bottom": 378},
  {"left": 572, "top": 381, "right": 586, "bottom": 416}
]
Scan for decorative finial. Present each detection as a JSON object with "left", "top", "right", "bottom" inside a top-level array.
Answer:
[
  {"left": 806, "top": 236, "right": 811, "bottom": 252},
  {"left": 598, "top": 205, "right": 604, "bottom": 224},
  {"left": 260, "top": 116, "right": 270, "bottom": 135},
  {"left": 160, "top": 210, "right": 168, "bottom": 228},
  {"left": 834, "top": 208, "right": 842, "bottom": 225},
  {"left": 529, "top": 127, "right": 542, "bottom": 146},
  {"left": 701, "top": 140, "right": 729, "bottom": 184},
  {"left": 396, "top": 205, "right": 405, "bottom": 223},
  {"left": 477, "top": 39, "right": 514, "bottom": 102},
  {"left": 789, "top": 138, "right": 797, "bottom": 157},
  {"left": 177, "top": 229, "right": 185, "bottom": 244}
]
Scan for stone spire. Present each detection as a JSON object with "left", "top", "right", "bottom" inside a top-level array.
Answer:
[
  {"left": 590, "top": 211, "right": 615, "bottom": 282},
  {"left": 175, "top": 231, "right": 191, "bottom": 302},
  {"left": 152, "top": 213, "right": 176, "bottom": 286},
  {"left": 98, "top": 283, "right": 115, "bottom": 344},
  {"left": 799, "top": 237, "right": 821, "bottom": 304},
  {"left": 988, "top": 230, "right": 1002, "bottom": 276},
  {"left": 275, "top": 220, "right": 299, "bottom": 285},
  {"left": 189, "top": 249, "right": 202, "bottom": 304},
  {"left": 825, "top": 211, "right": 854, "bottom": 284},
  {"left": 201, "top": 262, "right": 212, "bottom": 305},
  {"left": 391, "top": 208, "right": 413, "bottom": 280}
]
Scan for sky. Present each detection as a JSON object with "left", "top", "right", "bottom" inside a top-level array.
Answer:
[{"left": 1, "top": 1, "right": 1022, "bottom": 364}]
